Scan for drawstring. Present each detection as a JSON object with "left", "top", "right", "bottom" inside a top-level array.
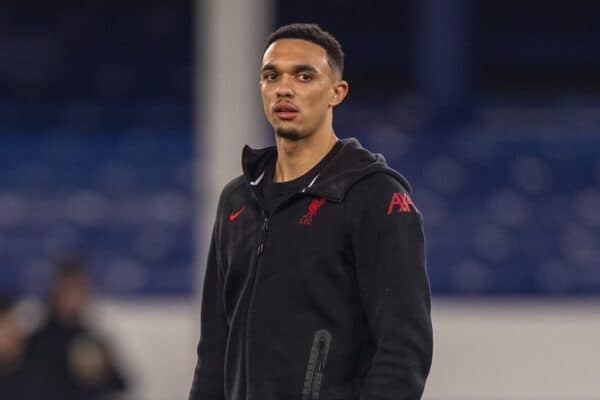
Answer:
[
  {"left": 253, "top": 169, "right": 319, "bottom": 193},
  {"left": 301, "top": 174, "right": 320, "bottom": 193},
  {"left": 250, "top": 171, "right": 265, "bottom": 186}
]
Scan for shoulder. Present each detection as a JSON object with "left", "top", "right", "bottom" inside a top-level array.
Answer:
[
  {"left": 347, "top": 171, "right": 410, "bottom": 197},
  {"left": 218, "top": 175, "right": 250, "bottom": 205},
  {"left": 213, "top": 175, "right": 249, "bottom": 218},
  {"left": 345, "top": 171, "right": 421, "bottom": 224},
  {"left": 220, "top": 175, "right": 247, "bottom": 198}
]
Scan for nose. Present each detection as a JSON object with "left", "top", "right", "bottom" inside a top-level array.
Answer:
[{"left": 276, "top": 74, "right": 294, "bottom": 98}]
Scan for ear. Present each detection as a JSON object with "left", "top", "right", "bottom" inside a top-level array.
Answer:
[{"left": 329, "top": 80, "right": 349, "bottom": 107}]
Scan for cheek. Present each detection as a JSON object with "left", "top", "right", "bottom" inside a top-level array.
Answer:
[
  {"left": 309, "top": 83, "right": 332, "bottom": 102},
  {"left": 260, "top": 87, "right": 269, "bottom": 103},
  {"left": 307, "top": 89, "right": 332, "bottom": 114},
  {"left": 260, "top": 89, "right": 273, "bottom": 114}
]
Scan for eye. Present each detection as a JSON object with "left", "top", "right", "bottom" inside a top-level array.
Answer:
[
  {"left": 297, "top": 72, "right": 313, "bottom": 82},
  {"left": 263, "top": 72, "right": 278, "bottom": 81}
]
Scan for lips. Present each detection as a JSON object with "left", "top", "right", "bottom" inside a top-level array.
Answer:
[{"left": 273, "top": 103, "right": 299, "bottom": 120}]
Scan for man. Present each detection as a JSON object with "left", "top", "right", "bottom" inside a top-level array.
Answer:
[
  {"left": 189, "top": 23, "right": 432, "bottom": 400},
  {"left": 27, "top": 257, "right": 128, "bottom": 400},
  {"left": 0, "top": 295, "right": 29, "bottom": 399}
]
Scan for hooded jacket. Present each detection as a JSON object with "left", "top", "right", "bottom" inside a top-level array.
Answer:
[{"left": 189, "top": 138, "right": 433, "bottom": 400}]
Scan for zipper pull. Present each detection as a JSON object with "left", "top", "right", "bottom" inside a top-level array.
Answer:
[
  {"left": 257, "top": 217, "right": 269, "bottom": 255},
  {"left": 317, "top": 358, "right": 325, "bottom": 373},
  {"left": 316, "top": 340, "right": 326, "bottom": 372}
]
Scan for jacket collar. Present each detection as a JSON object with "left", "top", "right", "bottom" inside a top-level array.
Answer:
[{"left": 242, "top": 137, "right": 411, "bottom": 203}]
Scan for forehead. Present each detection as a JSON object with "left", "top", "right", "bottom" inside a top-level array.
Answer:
[{"left": 262, "top": 38, "right": 330, "bottom": 72}]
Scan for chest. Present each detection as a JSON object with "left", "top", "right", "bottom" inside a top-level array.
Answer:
[{"left": 219, "top": 196, "right": 349, "bottom": 283}]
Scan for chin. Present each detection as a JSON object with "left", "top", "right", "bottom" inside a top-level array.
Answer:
[{"left": 275, "top": 128, "right": 304, "bottom": 141}]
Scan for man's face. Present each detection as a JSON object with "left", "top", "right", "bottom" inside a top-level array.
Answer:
[
  {"left": 53, "top": 277, "right": 91, "bottom": 322},
  {"left": 260, "top": 39, "right": 341, "bottom": 141}
]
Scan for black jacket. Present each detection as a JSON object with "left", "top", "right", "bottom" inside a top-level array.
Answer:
[
  {"left": 189, "top": 138, "right": 432, "bottom": 400},
  {"left": 27, "top": 313, "right": 128, "bottom": 400}
]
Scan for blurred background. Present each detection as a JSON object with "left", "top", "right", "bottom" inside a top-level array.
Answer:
[{"left": 1, "top": 0, "right": 599, "bottom": 399}]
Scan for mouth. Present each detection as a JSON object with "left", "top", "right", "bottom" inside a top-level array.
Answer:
[{"left": 273, "top": 102, "right": 299, "bottom": 121}]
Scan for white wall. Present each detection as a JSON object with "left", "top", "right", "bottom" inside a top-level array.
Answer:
[
  {"left": 92, "top": 298, "right": 600, "bottom": 400},
  {"left": 425, "top": 298, "right": 600, "bottom": 400},
  {"left": 93, "top": 299, "right": 198, "bottom": 400}
]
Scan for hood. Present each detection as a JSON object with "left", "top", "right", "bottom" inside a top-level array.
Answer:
[{"left": 242, "top": 137, "right": 411, "bottom": 202}]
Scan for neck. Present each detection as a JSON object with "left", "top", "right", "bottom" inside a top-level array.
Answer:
[{"left": 273, "top": 128, "right": 338, "bottom": 183}]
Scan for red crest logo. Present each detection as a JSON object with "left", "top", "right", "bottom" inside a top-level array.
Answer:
[{"left": 299, "top": 198, "right": 326, "bottom": 225}]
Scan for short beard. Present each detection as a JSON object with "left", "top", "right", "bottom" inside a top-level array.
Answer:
[{"left": 275, "top": 128, "right": 302, "bottom": 141}]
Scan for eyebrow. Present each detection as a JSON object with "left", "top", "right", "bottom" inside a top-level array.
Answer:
[{"left": 261, "top": 64, "right": 319, "bottom": 74}]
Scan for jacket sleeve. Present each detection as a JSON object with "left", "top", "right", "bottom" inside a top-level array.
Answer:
[
  {"left": 348, "top": 174, "right": 433, "bottom": 400},
  {"left": 188, "top": 210, "right": 228, "bottom": 400}
]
